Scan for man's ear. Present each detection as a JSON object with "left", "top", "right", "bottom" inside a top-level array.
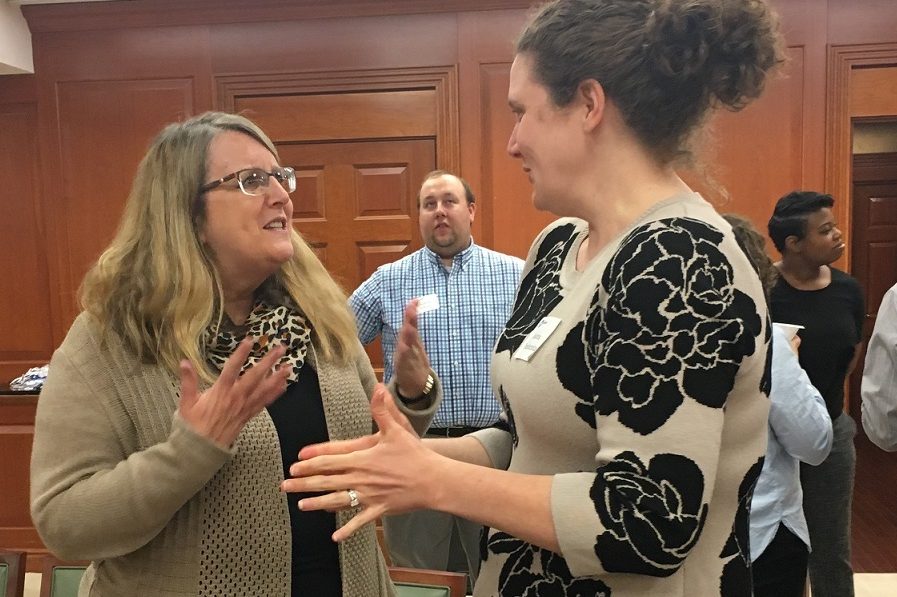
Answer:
[
  {"left": 578, "top": 79, "right": 606, "bottom": 132},
  {"left": 467, "top": 200, "right": 476, "bottom": 224}
]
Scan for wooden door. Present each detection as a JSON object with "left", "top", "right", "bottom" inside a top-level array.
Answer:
[
  {"left": 848, "top": 151, "right": 897, "bottom": 419},
  {"left": 279, "top": 139, "right": 435, "bottom": 290},
  {"left": 277, "top": 139, "right": 436, "bottom": 375},
  {"left": 231, "top": 84, "right": 445, "bottom": 376}
]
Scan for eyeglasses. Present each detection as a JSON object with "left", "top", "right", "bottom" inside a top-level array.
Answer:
[{"left": 200, "top": 166, "right": 296, "bottom": 197}]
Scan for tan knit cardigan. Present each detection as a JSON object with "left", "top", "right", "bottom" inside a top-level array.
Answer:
[{"left": 30, "top": 313, "right": 440, "bottom": 596}]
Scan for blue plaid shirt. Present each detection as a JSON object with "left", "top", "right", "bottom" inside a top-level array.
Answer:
[{"left": 350, "top": 241, "right": 523, "bottom": 428}]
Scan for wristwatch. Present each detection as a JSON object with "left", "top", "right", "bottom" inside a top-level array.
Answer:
[{"left": 396, "top": 370, "right": 435, "bottom": 405}]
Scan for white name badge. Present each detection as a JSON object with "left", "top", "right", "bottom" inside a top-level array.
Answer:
[
  {"left": 513, "top": 316, "right": 562, "bottom": 361},
  {"left": 416, "top": 293, "right": 440, "bottom": 314}
]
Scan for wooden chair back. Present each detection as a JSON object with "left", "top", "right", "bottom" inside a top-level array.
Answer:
[
  {"left": 0, "top": 550, "right": 26, "bottom": 597},
  {"left": 39, "top": 556, "right": 88, "bottom": 597},
  {"left": 389, "top": 566, "right": 467, "bottom": 597}
]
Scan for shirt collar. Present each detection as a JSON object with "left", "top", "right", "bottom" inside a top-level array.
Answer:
[{"left": 423, "top": 238, "right": 477, "bottom": 269}]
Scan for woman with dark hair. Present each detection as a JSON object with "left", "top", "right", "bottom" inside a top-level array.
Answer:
[
  {"left": 286, "top": 1, "right": 783, "bottom": 595},
  {"left": 30, "top": 112, "right": 439, "bottom": 596},
  {"left": 767, "top": 190, "right": 865, "bottom": 597}
]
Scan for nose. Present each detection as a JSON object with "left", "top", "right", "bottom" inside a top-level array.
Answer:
[
  {"left": 833, "top": 226, "right": 843, "bottom": 241},
  {"left": 265, "top": 180, "right": 291, "bottom": 209},
  {"left": 507, "top": 124, "right": 521, "bottom": 159}
]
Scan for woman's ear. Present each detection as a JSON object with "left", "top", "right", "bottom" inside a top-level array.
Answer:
[
  {"left": 784, "top": 234, "right": 801, "bottom": 253},
  {"left": 578, "top": 79, "right": 606, "bottom": 132}
]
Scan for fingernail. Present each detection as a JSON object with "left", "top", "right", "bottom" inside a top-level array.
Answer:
[
  {"left": 297, "top": 499, "right": 305, "bottom": 511},
  {"left": 289, "top": 464, "right": 299, "bottom": 476}
]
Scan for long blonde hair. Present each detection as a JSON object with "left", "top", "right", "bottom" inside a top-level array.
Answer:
[{"left": 80, "top": 112, "right": 358, "bottom": 383}]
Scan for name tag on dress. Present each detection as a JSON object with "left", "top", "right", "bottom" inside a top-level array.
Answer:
[
  {"left": 513, "top": 316, "right": 562, "bottom": 361},
  {"left": 416, "top": 293, "right": 440, "bottom": 314}
]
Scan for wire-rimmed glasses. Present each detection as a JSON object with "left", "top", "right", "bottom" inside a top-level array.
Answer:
[{"left": 200, "top": 166, "right": 296, "bottom": 196}]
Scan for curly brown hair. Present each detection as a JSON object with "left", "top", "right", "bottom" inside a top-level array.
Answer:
[
  {"left": 722, "top": 213, "right": 779, "bottom": 297},
  {"left": 516, "top": 0, "right": 785, "bottom": 165}
]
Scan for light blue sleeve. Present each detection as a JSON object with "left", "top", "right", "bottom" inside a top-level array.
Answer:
[
  {"left": 862, "top": 284, "right": 897, "bottom": 451},
  {"left": 769, "top": 326, "right": 832, "bottom": 465}
]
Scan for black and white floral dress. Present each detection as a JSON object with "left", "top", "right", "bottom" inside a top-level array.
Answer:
[{"left": 472, "top": 193, "right": 771, "bottom": 597}]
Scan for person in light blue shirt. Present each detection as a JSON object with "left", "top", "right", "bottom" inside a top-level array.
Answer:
[
  {"left": 725, "top": 213, "right": 833, "bottom": 597},
  {"left": 751, "top": 325, "right": 832, "bottom": 595},
  {"left": 350, "top": 170, "right": 523, "bottom": 586}
]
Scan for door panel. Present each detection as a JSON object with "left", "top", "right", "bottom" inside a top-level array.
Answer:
[{"left": 277, "top": 139, "right": 436, "bottom": 374}]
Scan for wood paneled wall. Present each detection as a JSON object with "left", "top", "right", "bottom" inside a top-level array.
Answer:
[{"left": 0, "top": 0, "right": 895, "bottom": 375}]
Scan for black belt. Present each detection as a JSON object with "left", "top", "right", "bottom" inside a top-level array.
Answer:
[{"left": 426, "top": 426, "right": 482, "bottom": 438}]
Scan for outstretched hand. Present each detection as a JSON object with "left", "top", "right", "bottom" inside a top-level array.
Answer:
[
  {"left": 282, "top": 384, "right": 441, "bottom": 542},
  {"left": 179, "top": 338, "right": 289, "bottom": 448},
  {"left": 393, "top": 300, "right": 431, "bottom": 398}
]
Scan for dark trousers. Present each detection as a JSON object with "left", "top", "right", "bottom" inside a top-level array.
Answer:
[
  {"left": 802, "top": 413, "right": 856, "bottom": 597},
  {"left": 752, "top": 523, "right": 808, "bottom": 597},
  {"left": 384, "top": 426, "right": 484, "bottom": 591}
]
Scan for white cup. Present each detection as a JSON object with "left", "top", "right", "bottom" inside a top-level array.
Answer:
[{"left": 773, "top": 322, "right": 804, "bottom": 341}]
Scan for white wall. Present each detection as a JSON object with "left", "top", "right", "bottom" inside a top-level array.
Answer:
[{"left": 0, "top": 1, "right": 33, "bottom": 74}]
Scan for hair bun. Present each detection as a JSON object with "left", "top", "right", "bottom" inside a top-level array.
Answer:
[
  {"left": 644, "top": 2, "right": 715, "bottom": 81},
  {"left": 644, "top": 0, "right": 783, "bottom": 110}
]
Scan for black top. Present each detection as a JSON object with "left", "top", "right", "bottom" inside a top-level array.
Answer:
[
  {"left": 266, "top": 362, "right": 342, "bottom": 597},
  {"left": 769, "top": 267, "right": 864, "bottom": 419}
]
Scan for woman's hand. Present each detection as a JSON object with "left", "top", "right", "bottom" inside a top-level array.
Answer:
[
  {"left": 178, "top": 338, "right": 289, "bottom": 448},
  {"left": 393, "top": 300, "right": 431, "bottom": 397},
  {"left": 281, "top": 384, "right": 442, "bottom": 542}
]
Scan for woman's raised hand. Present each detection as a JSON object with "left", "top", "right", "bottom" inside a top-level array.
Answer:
[
  {"left": 282, "top": 384, "right": 441, "bottom": 542},
  {"left": 178, "top": 338, "right": 290, "bottom": 447}
]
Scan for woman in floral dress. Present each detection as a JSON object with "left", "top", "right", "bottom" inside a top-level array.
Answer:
[{"left": 284, "top": 1, "right": 784, "bottom": 595}]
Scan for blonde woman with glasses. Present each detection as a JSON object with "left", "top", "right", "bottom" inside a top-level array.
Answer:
[{"left": 30, "top": 111, "right": 439, "bottom": 597}]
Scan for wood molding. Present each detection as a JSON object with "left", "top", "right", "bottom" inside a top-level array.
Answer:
[
  {"left": 853, "top": 151, "right": 897, "bottom": 182},
  {"left": 216, "top": 66, "right": 460, "bottom": 173},
  {"left": 21, "top": 0, "right": 533, "bottom": 33},
  {"left": 825, "top": 43, "right": 897, "bottom": 272}
]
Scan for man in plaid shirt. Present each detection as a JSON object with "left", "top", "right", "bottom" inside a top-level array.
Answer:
[{"left": 350, "top": 170, "right": 523, "bottom": 585}]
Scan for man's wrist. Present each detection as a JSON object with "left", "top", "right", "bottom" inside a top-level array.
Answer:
[{"left": 397, "top": 370, "right": 435, "bottom": 405}]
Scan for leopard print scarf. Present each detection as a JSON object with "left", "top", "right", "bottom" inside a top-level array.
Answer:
[{"left": 205, "top": 300, "right": 311, "bottom": 385}]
